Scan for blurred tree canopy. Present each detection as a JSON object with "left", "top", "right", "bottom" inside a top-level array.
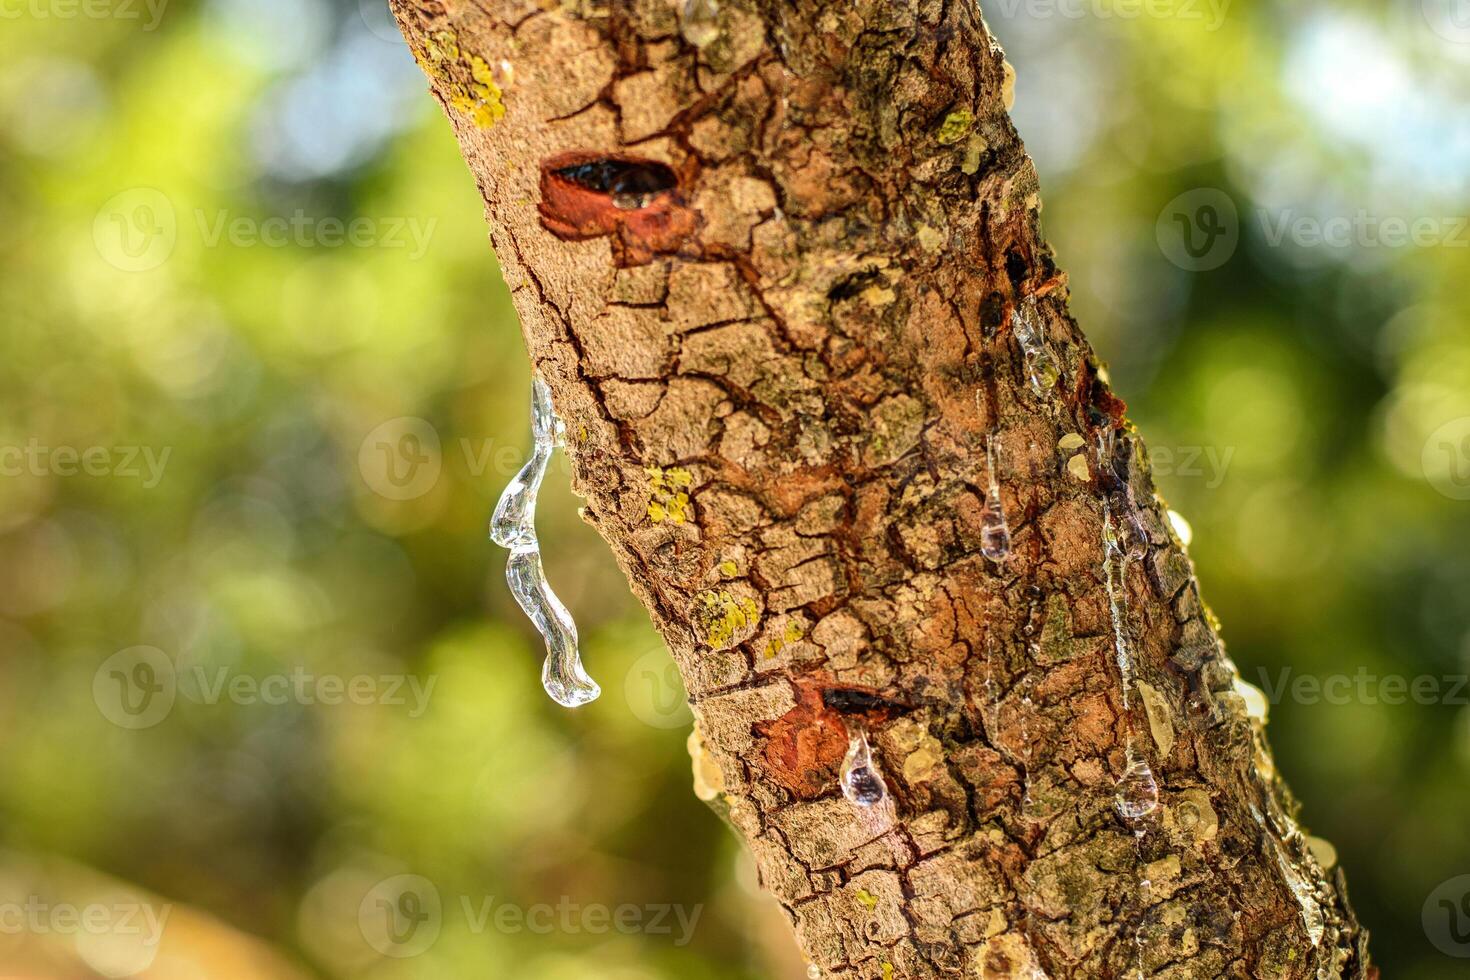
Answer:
[{"left": 0, "top": 0, "right": 1467, "bottom": 976}]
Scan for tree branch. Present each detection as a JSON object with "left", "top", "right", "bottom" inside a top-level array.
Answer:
[{"left": 388, "top": 0, "right": 1373, "bottom": 975}]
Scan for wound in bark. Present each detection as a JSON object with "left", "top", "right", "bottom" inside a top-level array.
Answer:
[
  {"left": 538, "top": 152, "right": 698, "bottom": 267},
  {"left": 821, "top": 686, "right": 911, "bottom": 717}
]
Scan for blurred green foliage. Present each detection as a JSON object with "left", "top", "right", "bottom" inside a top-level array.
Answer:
[{"left": 0, "top": 0, "right": 1466, "bottom": 977}]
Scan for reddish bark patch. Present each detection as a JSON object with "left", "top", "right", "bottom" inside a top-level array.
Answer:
[
  {"left": 756, "top": 673, "right": 907, "bottom": 799},
  {"left": 538, "top": 151, "right": 699, "bottom": 266}
]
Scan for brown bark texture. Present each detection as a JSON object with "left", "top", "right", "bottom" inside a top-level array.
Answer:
[{"left": 387, "top": 1, "right": 1374, "bottom": 976}]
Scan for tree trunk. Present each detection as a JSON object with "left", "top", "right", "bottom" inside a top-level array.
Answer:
[{"left": 387, "top": 1, "right": 1374, "bottom": 976}]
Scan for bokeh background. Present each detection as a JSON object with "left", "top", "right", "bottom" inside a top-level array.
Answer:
[{"left": 1, "top": 0, "right": 1467, "bottom": 976}]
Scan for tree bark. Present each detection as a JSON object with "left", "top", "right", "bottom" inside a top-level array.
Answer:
[{"left": 388, "top": 1, "right": 1373, "bottom": 976}]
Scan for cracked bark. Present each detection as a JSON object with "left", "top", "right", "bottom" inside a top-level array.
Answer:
[{"left": 388, "top": 1, "right": 1374, "bottom": 976}]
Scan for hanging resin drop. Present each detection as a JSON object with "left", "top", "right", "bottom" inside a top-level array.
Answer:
[
  {"left": 980, "top": 435, "right": 1011, "bottom": 561},
  {"left": 1114, "top": 751, "right": 1159, "bottom": 822},
  {"left": 840, "top": 730, "right": 887, "bottom": 807},
  {"left": 680, "top": 0, "right": 721, "bottom": 47},
  {"left": 491, "top": 375, "right": 600, "bottom": 708},
  {"left": 1011, "top": 300, "right": 1061, "bottom": 394}
]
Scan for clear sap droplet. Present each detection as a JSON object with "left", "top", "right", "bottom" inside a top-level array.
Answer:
[
  {"left": 981, "top": 436, "right": 1011, "bottom": 561},
  {"left": 681, "top": 0, "right": 721, "bottom": 47},
  {"left": 1102, "top": 501, "right": 1135, "bottom": 707},
  {"left": 981, "top": 497, "right": 1011, "bottom": 561},
  {"left": 840, "top": 731, "right": 887, "bottom": 807},
  {"left": 492, "top": 376, "right": 600, "bottom": 708},
  {"left": 1114, "top": 753, "right": 1159, "bottom": 822},
  {"left": 1011, "top": 302, "right": 1060, "bottom": 395}
]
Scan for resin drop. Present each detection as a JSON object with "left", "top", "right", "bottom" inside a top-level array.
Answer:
[
  {"left": 680, "top": 0, "right": 721, "bottom": 47},
  {"left": 981, "top": 436, "right": 1011, "bottom": 561},
  {"left": 1102, "top": 499, "right": 1135, "bottom": 709},
  {"left": 840, "top": 730, "right": 887, "bottom": 807},
  {"left": 491, "top": 376, "right": 600, "bottom": 708},
  {"left": 1011, "top": 300, "right": 1061, "bottom": 394},
  {"left": 1114, "top": 752, "right": 1160, "bottom": 822}
]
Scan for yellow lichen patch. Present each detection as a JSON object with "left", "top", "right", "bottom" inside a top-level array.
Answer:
[
  {"left": 961, "top": 132, "right": 989, "bottom": 175},
  {"left": 717, "top": 559, "right": 738, "bottom": 577},
  {"left": 903, "top": 739, "right": 944, "bottom": 784},
  {"left": 854, "top": 888, "right": 878, "bottom": 910},
  {"left": 762, "top": 619, "right": 806, "bottom": 659},
  {"left": 646, "top": 466, "right": 695, "bottom": 525},
  {"left": 418, "top": 30, "right": 459, "bottom": 76},
  {"left": 915, "top": 224, "right": 946, "bottom": 253},
  {"left": 890, "top": 719, "right": 945, "bottom": 784},
  {"left": 936, "top": 108, "right": 974, "bottom": 144},
  {"left": 882, "top": 964, "right": 894, "bottom": 980},
  {"left": 695, "top": 590, "right": 758, "bottom": 649},
  {"left": 413, "top": 29, "right": 506, "bottom": 129},
  {"left": 861, "top": 284, "right": 896, "bottom": 307}
]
